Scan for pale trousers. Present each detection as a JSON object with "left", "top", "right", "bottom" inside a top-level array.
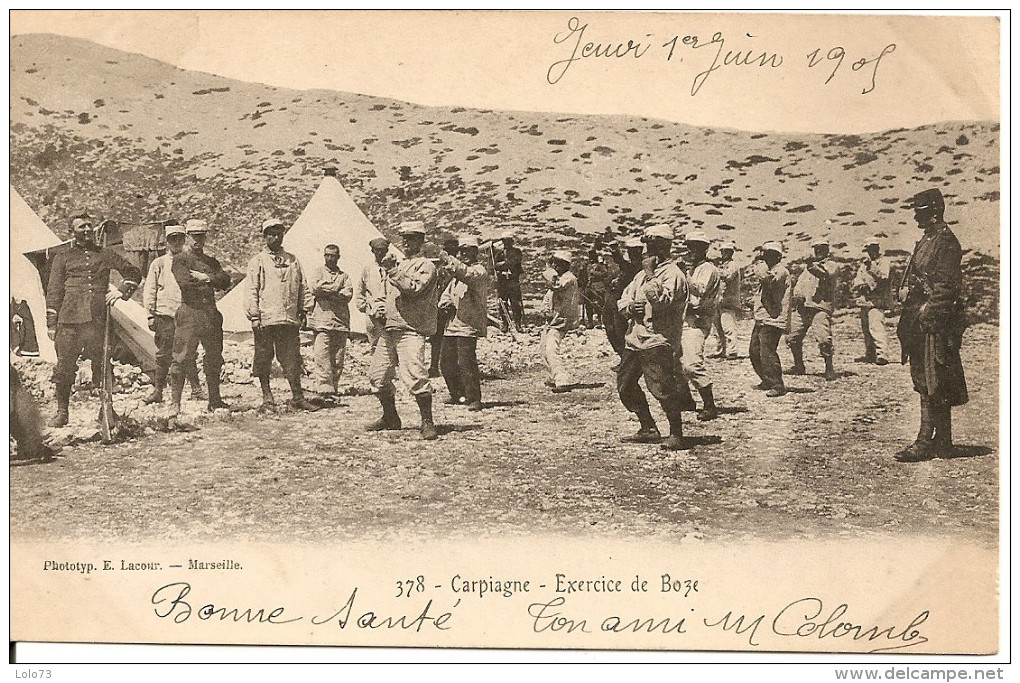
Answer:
[
  {"left": 860, "top": 307, "right": 890, "bottom": 361},
  {"left": 312, "top": 329, "right": 348, "bottom": 393},
  {"left": 541, "top": 326, "right": 572, "bottom": 387},
  {"left": 719, "top": 309, "right": 738, "bottom": 357},
  {"left": 369, "top": 328, "right": 433, "bottom": 397},
  {"left": 681, "top": 323, "right": 712, "bottom": 390}
]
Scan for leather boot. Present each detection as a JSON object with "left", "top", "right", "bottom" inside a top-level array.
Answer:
[
  {"left": 895, "top": 396, "right": 935, "bottom": 462},
  {"left": 365, "top": 394, "right": 402, "bottom": 431},
  {"left": 188, "top": 368, "right": 206, "bottom": 401},
  {"left": 143, "top": 367, "right": 167, "bottom": 404},
  {"left": 786, "top": 342, "right": 806, "bottom": 375},
  {"left": 621, "top": 406, "right": 661, "bottom": 443},
  {"left": 167, "top": 372, "right": 185, "bottom": 418},
  {"left": 416, "top": 393, "right": 438, "bottom": 441},
  {"left": 49, "top": 381, "right": 72, "bottom": 427},
  {"left": 289, "top": 377, "right": 320, "bottom": 411},
  {"left": 661, "top": 405, "right": 690, "bottom": 451},
  {"left": 206, "top": 374, "right": 229, "bottom": 411},
  {"left": 697, "top": 386, "right": 718, "bottom": 421},
  {"left": 932, "top": 402, "right": 954, "bottom": 458},
  {"left": 258, "top": 377, "right": 276, "bottom": 410},
  {"left": 823, "top": 354, "right": 838, "bottom": 381}
]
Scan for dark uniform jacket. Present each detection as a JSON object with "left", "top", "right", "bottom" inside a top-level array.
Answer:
[
  {"left": 172, "top": 251, "right": 231, "bottom": 309},
  {"left": 897, "top": 223, "right": 968, "bottom": 405},
  {"left": 46, "top": 245, "right": 141, "bottom": 326}
]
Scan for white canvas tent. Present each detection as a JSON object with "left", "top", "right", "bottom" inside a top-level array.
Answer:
[
  {"left": 10, "top": 186, "right": 66, "bottom": 362},
  {"left": 218, "top": 173, "right": 396, "bottom": 336}
]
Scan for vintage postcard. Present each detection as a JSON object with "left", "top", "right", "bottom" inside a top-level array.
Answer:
[{"left": 8, "top": 10, "right": 1004, "bottom": 662}]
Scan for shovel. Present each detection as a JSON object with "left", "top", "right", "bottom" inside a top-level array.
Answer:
[{"left": 97, "top": 308, "right": 117, "bottom": 444}]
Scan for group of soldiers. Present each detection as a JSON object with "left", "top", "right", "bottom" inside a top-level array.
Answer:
[{"left": 41, "top": 187, "right": 967, "bottom": 462}]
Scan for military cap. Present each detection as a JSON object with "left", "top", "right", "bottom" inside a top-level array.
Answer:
[
  {"left": 719, "top": 240, "right": 736, "bottom": 252},
  {"left": 643, "top": 223, "right": 673, "bottom": 241},
  {"left": 624, "top": 237, "right": 644, "bottom": 249},
  {"left": 865, "top": 236, "right": 881, "bottom": 248},
  {"left": 909, "top": 188, "right": 945, "bottom": 213},
  {"left": 398, "top": 220, "right": 426, "bottom": 236},
  {"left": 500, "top": 230, "right": 516, "bottom": 240},
  {"left": 70, "top": 217, "right": 92, "bottom": 230},
  {"left": 261, "top": 218, "right": 285, "bottom": 234},
  {"left": 812, "top": 238, "right": 830, "bottom": 249},
  {"left": 551, "top": 250, "right": 572, "bottom": 264},
  {"left": 685, "top": 229, "right": 711, "bottom": 245},
  {"left": 186, "top": 219, "right": 210, "bottom": 234},
  {"left": 369, "top": 237, "right": 390, "bottom": 250},
  {"left": 165, "top": 224, "right": 186, "bottom": 238},
  {"left": 459, "top": 236, "right": 480, "bottom": 249},
  {"left": 761, "top": 241, "right": 784, "bottom": 256}
]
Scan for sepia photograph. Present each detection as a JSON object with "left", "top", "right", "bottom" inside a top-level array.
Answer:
[{"left": 7, "top": 9, "right": 1006, "bottom": 666}]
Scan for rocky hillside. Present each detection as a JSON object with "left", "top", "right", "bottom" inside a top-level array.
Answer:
[{"left": 10, "top": 34, "right": 1000, "bottom": 319}]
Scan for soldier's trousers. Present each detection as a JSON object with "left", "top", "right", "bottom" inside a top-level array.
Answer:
[
  {"left": 252, "top": 324, "right": 301, "bottom": 381},
  {"left": 54, "top": 321, "right": 104, "bottom": 388},
  {"left": 749, "top": 323, "right": 785, "bottom": 389},
  {"left": 681, "top": 322, "right": 713, "bottom": 391},
  {"left": 859, "top": 307, "right": 889, "bottom": 362},
  {"left": 152, "top": 315, "right": 198, "bottom": 380},
  {"left": 617, "top": 345, "right": 685, "bottom": 417},
  {"left": 541, "top": 326, "right": 572, "bottom": 388},
  {"left": 788, "top": 306, "right": 833, "bottom": 356},
  {"left": 713, "top": 308, "right": 740, "bottom": 357},
  {"left": 170, "top": 304, "right": 224, "bottom": 383},
  {"left": 440, "top": 335, "right": 481, "bottom": 404},
  {"left": 498, "top": 281, "right": 524, "bottom": 327},
  {"left": 312, "top": 329, "right": 348, "bottom": 393},
  {"left": 604, "top": 297, "right": 627, "bottom": 356},
  {"left": 370, "top": 328, "right": 433, "bottom": 397}
]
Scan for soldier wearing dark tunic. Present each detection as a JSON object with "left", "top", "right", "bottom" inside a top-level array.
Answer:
[
  {"left": 45, "top": 217, "right": 141, "bottom": 427},
  {"left": 895, "top": 188, "right": 968, "bottom": 462}
]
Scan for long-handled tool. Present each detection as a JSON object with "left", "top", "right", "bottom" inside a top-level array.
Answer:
[
  {"left": 487, "top": 241, "right": 524, "bottom": 342},
  {"left": 97, "top": 298, "right": 118, "bottom": 444}
]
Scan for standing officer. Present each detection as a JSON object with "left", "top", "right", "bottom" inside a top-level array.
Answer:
[
  {"left": 852, "top": 237, "right": 892, "bottom": 365},
  {"left": 356, "top": 237, "right": 391, "bottom": 353},
  {"left": 142, "top": 223, "right": 203, "bottom": 404},
  {"left": 493, "top": 231, "right": 525, "bottom": 329},
  {"left": 895, "top": 188, "right": 968, "bottom": 462},
  {"left": 709, "top": 241, "right": 742, "bottom": 360},
  {"left": 168, "top": 219, "right": 232, "bottom": 416},
  {"left": 309, "top": 244, "right": 354, "bottom": 395},
  {"left": 244, "top": 218, "right": 318, "bottom": 411},
  {"left": 787, "top": 238, "right": 840, "bottom": 381},
  {"left": 45, "top": 216, "right": 141, "bottom": 427},
  {"left": 366, "top": 221, "right": 440, "bottom": 440},
  {"left": 681, "top": 230, "right": 721, "bottom": 421},
  {"left": 616, "top": 223, "right": 691, "bottom": 450},
  {"left": 748, "top": 241, "right": 790, "bottom": 397},
  {"left": 605, "top": 236, "right": 645, "bottom": 358},
  {"left": 540, "top": 250, "right": 580, "bottom": 393},
  {"left": 437, "top": 236, "right": 490, "bottom": 411}
]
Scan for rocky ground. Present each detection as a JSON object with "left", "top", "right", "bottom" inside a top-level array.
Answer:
[{"left": 9, "top": 316, "right": 999, "bottom": 545}]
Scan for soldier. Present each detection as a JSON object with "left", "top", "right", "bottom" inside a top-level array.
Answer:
[
  {"left": 167, "top": 219, "right": 232, "bottom": 416},
  {"left": 493, "top": 231, "right": 525, "bottom": 329},
  {"left": 681, "top": 230, "right": 721, "bottom": 421},
  {"left": 604, "top": 236, "right": 645, "bottom": 358},
  {"left": 709, "top": 241, "right": 742, "bottom": 361},
  {"left": 45, "top": 216, "right": 141, "bottom": 427},
  {"left": 787, "top": 238, "right": 839, "bottom": 381},
  {"left": 852, "top": 237, "right": 892, "bottom": 365},
  {"left": 616, "top": 223, "right": 691, "bottom": 450},
  {"left": 429, "top": 237, "right": 460, "bottom": 378},
  {"left": 356, "top": 237, "right": 391, "bottom": 352},
  {"left": 309, "top": 244, "right": 354, "bottom": 396},
  {"left": 244, "top": 218, "right": 319, "bottom": 412},
  {"left": 437, "top": 236, "right": 490, "bottom": 411},
  {"left": 366, "top": 220, "right": 440, "bottom": 440},
  {"left": 142, "top": 223, "right": 204, "bottom": 404},
  {"left": 540, "top": 250, "right": 580, "bottom": 393},
  {"left": 895, "top": 188, "right": 968, "bottom": 462},
  {"left": 583, "top": 247, "right": 611, "bottom": 329},
  {"left": 748, "top": 241, "right": 791, "bottom": 397}
]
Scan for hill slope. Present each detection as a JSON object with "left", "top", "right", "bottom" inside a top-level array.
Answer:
[{"left": 11, "top": 34, "right": 1000, "bottom": 279}]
